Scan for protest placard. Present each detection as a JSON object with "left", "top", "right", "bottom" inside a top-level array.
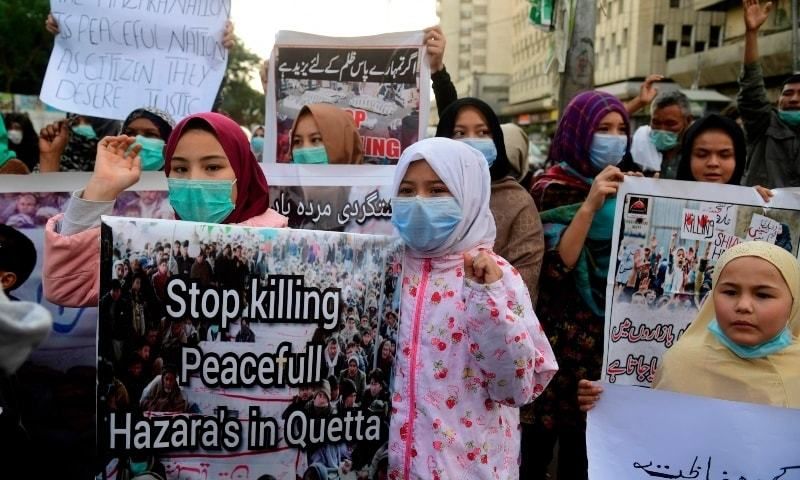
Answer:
[
  {"left": 97, "top": 216, "right": 403, "bottom": 479},
  {"left": 40, "top": 0, "right": 230, "bottom": 120},
  {"left": 603, "top": 178, "right": 800, "bottom": 386},
  {"left": 265, "top": 30, "right": 430, "bottom": 165},
  {"left": 587, "top": 383, "right": 800, "bottom": 479}
]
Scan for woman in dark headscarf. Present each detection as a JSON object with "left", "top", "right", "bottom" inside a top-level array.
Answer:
[
  {"left": 435, "top": 98, "right": 545, "bottom": 306},
  {"left": 39, "top": 114, "right": 121, "bottom": 172},
  {"left": 528, "top": 90, "right": 630, "bottom": 479},
  {"left": 43, "top": 112, "right": 288, "bottom": 309},
  {"left": 676, "top": 114, "right": 772, "bottom": 201},
  {"left": 3, "top": 112, "right": 39, "bottom": 172}
]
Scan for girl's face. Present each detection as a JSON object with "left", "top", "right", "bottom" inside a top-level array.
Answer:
[
  {"left": 397, "top": 160, "right": 452, "bottom": 198},
  {"left": 452, "top": 106, "right": 491, "bottom": 139},
  {"left": 292, "top": 113, "right": 323, "bottom": 150},
  {"left": 169, "top": 129, "right": 237, "bottom": 203},
  {"left": 713, "top": 257, "right": 792, "bottom": 346},
  {"left": 124, "top": 118, "right": 162, "bottom": 139},
  {"left": 595, "top": 111, "right": 628, "bottom": 136},
  {"left": 689, "top": 129, "right": 736, "bottom": 183}
]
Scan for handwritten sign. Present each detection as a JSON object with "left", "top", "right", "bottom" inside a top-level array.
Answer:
[
  {"left": 680, "top": 208, "right": 715, "bottom": 241},
  {"left": 587, "top": 384, "right": 800, "bottom": 479},
  {"left": 266, "top": 31, "right": 430, "bottom": 164},
  {"left": 746, "top": 213, "right": 783, "bottom": 244},
  {"left": 604, "top": 179, "right": 800, "bottom": 387},
  {"left": 40, "top": 0, "right": 230, "bottom": 120},
  {"left": 699, "top": 202, "right": 737, "bottom": 234}
]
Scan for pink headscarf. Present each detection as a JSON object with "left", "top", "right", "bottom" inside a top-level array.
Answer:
[{"left": 164, "top": 112, "right": 270, "bottom": 224}]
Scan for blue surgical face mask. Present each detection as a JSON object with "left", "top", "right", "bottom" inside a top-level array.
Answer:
[
  {"left": 251, "top": 136, "right": 264, "bottom": 156},
  {"left": 459, "top": 138, "right": 498, "bottom": 167},
  {"left": 293, "top": 146, "right": 329, "bottom": 164},
  {"left": 134, "top": 135, "right": 165, "bottom": 171},
  {"left": 649, "top": 129, "right": 679, "bottom": 152},
  {"left": 589, "top": 133, "right": 627, "bottom": 171},
  {"left": 391, "top": 196, "right": 462, "bottom": 253},
  {"left": 708, "top": 318, "right": 793, "bottom": 359},
  {"left": 72, "top": 124, "right": 97, "bottom": 140},
  {"left": 778, "top": 110, "right": 800, "bottom": 128},
  {"left": 167, "top": 178, "right": 236, "bottom": 224},
  {"left": 129, "top": 460, "right": 148, "bottom": 476}
]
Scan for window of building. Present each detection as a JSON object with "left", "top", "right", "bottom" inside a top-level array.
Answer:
[
  {"left": 669, "top": 0, "right": 680, "bottom": 7},
  {"left": 694, "top": 41, "right": 706, "bottom": 53},
  {"left": 618, "top": 0, "right": 624, "bottom": 14},
  {"left": 623, "top": 28, "right": 628, "bottom": 45},
  {"left": 474, "top": 4, "right": 487, "bottom": 15},
  {"left": 615, "top": 45, "right": 621, "bottom": 66},
  {"left": 653, "top": 24, "right": 665, "bottom": 46},
  {"left": 666, "top": 40, "right": 678, "bottom": 60},
  {"left": 681, "top": 25, "right": 692, "bottom": 47},
  {"left": 709, "top": 25, "right": 722, "bottom": 48}
]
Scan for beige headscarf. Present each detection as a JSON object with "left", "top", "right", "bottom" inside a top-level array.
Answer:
[
  {"left": 500, "top": 123, "right": 529, "bottom": 182},
  {"left": 291, "top": 104, "right": 364, "bottom": 164},
  {"left": 654, "top": 241, "right": 800, "bottom": 408}
]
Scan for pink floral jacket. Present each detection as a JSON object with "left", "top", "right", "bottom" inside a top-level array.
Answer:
[
  {"left": 43, "top": 209, "right": 288, "bottom": 308},
  {"left": 388, "top": 247, "right": 557, "bottom": 480}
]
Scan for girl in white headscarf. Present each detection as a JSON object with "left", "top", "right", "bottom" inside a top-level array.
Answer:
[{"left": 386, "top": 137, "right": 557, "bottom": 480}]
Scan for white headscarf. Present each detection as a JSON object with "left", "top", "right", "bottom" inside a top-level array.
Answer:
[
  {"left": 0, "top": 286, "right": 51, "bottom": 374},
  {"left": 391, "top": 137, "right": 496, "bottom": 257}
]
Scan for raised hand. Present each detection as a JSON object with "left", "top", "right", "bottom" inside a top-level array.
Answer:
[
  {"left": 638, "top": 74, "right": 664, "bottom": 106},
  {"left": 83, "top": 136, "right": 143, "bottom": 202},
  {"left": 45, "top": 13, "right": 59, "bottom": 35},
  {"left": 424, "top": 25, "right": 446, "bottom": 73},
  {"left": 743, "top": 0, "right": 773, "bottom": 32},
  {"left": 464, "top": 251, "right": 503, "bottom": 285}
]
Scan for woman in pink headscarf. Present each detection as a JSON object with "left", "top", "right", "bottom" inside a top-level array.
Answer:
[{"left": 43, "top": 112, "right": 287, "bottom": 308}]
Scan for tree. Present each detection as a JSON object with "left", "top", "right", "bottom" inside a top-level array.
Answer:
[
  {"left": 0, "top": 0, "right": 53, "bottom": 94},
  {"left": 219, "top": 38, "right": 265, "bottom": 127}
]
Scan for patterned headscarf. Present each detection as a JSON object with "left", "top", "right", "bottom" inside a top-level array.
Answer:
[
  {"left": 531, "top": 90, "right": 630, "bottom": 204},
  {"left": 121, "top": 107, "right": 176, "bottom": 140},
  {"left": 164, "top": 112, "right": 270, "bottom": 224}
]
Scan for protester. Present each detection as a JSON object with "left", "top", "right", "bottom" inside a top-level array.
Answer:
[
  {"left": 501, "top": 123, "right": 531, "bottom": 186},
  {"left": 119, "top": 107, "right": 176, "bottom": 171},
  {"left": 3, "top": 112, "right": 38, "bottom": 172},
  {"left": 579, "top": 241, "right": 800, "bottom": 410},
  {"left": 738, "top": 0, "right": 800, "bottom": 188},
  {"left": 386, "top": 137, "right": 557, "bottom": 479},
  {"left": 528, "top": 90, "right": 629, "bottom": 479},
  {"left": 43, "top": 112, "right": 288, "bottom": 308},
  {"left": 629, "top": 89, "right": 693, "bottom": 178},
  {"left": 289, "top": 104, "right": 363, "bottom": 165},
  {"left": 675, "top": 113, "right": 772, "bottom": 202},
  {"left": 0, "top": 115, "right": 29, "bottom": 174},
  {"left": 140, "top": 366, "right": 187, "bottom": 413},
  {"left": 436, "top": 97, "right": 546, "bottom": 306},
  {"left": 38, "top": 114, "right": 121, "bottom": 172}
]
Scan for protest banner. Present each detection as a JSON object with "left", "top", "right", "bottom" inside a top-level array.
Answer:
[
  {"left": 603, "top": 178, "right": 800, "bottom": 386},
  {"left": 40, "top": 0, "right": 230, "bottom": 120},
  {"left": 265, "top": 30, "right": 430, "bottom": 165},
  {"left": 587, "top": 383, "right": 800, "bottom": 479},
  {"left": 97, "top": 215, "right": 403, "bottom": 479}
]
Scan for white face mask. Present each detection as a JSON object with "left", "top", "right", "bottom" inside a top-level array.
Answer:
[{"left": 7, "top": 129, "right": 22, "bottom": 145}]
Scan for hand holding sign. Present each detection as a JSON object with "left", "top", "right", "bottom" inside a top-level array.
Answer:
[
  {"left": 464, "top": 251, "right": 503, "bottom": 285},
  {"left": 38, "top": 120, "right": 70, "bottom": 172},
  {"left": 84, "top": 136, "right": 142, "bottom": 202}
]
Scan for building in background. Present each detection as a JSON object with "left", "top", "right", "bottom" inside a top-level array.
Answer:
[
  {"left": 500, "top": 0, "right": 731, "bottom": 130},
  {"left": 668, "top": 0, "right": 794, "bottom": 101},
  {"left": 433, "top": 0, "right": 513, "bottom": 120}
]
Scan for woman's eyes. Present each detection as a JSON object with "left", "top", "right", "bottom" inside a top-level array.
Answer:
[
  {"left": 431, "top": 186, "right": 450, "bottom": 194},
  {"left": 452, "top": 130, "right": 465, "bottom": 138},
  {"left": 397, "top": 187, "right": 415, "bottom": 195},
  {"left": 172, "top": 166, "right": 188, "bottom": 174}
]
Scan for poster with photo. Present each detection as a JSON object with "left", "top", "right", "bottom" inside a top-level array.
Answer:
[
  {"left": 603, "top": 178, "right": 800, "bottom": 387},
  {"left": 265, "top": 30, "right": 430, "bottom": 165},
  {"left": 98, "top": 216, "right": 404, "bottom": 479}
]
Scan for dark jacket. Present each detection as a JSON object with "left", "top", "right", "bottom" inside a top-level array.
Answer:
[{"left": 739, "top": 62, "right": 800, "bottom": 188}]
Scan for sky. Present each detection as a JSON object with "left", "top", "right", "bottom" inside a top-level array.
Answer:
[{"left": 230, "top": 0, "right": 439, "bottom": 60}]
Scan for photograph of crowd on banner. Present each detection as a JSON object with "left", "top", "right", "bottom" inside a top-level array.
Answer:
[
  {"left": 269, "top": 36, "right": 425, "bottom": 165},
  {"left": 603, "top": 181, "right": 800, "bottom": 387},
  {"left": 97, "top": 216, "right": 403, "bottom": 479}
]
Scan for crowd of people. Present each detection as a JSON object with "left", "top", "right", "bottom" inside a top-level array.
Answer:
[{"left": 1, "top": 1, "right": 799, "bottom": 479}]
